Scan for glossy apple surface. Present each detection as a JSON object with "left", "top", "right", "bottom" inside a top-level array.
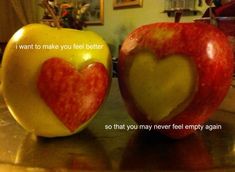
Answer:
[
  {"left": 118, "top": 22, "right": 233, "bottom": 139},
  {"left": 2, "top": 24, "right": 112, "bottom": 137}
]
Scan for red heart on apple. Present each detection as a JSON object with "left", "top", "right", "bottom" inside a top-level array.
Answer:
[
  {"left": 118, "top": 22, "right": 234, "bottom": 139},
  {"left": 37, "top": 57, "right": 109, "bottom": 132}
]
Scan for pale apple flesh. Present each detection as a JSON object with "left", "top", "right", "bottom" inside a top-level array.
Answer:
[
  {"left": 2, "top": 24, "right": 112, "bottom": 137},
  {"left": 128, "top": 50, "right": 196, "bottom": 123},
  {"left": 118, "top": 22, "right": 234, "bottom": 138}
]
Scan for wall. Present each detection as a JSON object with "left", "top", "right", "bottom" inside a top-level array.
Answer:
[
  {"left": 86, "top": 0, "right": 207, "bottom": 57},
  {"left": 0, "top": 0, "right": 207, "bottom": 55}
]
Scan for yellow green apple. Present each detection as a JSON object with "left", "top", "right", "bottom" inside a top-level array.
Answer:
[{"left": 2, "top": 24, "right": 112, "bottom": 137}]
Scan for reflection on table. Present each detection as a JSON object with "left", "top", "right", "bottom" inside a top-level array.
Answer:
[{"left": 0, "top": 79, "right": 235, "bottom": 171}]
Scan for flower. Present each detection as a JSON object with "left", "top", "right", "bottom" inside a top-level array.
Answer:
[{"left": 40, "top": 0, "right": 90, "bottom": 30}]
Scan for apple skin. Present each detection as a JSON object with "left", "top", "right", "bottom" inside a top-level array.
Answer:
[
  {"left": 2, "top": 24, "right": 112, "bottom": 137},
  {"left": 118, "top": 22, "right": 234, "bottom": 139}
]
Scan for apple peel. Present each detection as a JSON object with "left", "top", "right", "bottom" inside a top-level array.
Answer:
[{"left": 37, "top": 58, "right": 109, "bottom": 132}]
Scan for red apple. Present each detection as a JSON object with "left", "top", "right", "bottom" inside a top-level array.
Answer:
[{"left": 118, "top": 22, "right": 233, "bottom": 139}]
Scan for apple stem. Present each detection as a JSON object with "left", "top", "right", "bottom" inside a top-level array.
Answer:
[
  {"left": 42, "top": 0, "right": 61, "bottom": 28},
  {"left": 209, "top": 7, "right": 218, "bottom": 26},
  {"left": 174, "top": 11, "right": 182, "bottom": 23}
]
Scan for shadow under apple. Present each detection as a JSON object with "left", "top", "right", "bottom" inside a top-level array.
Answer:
[
  {"left": 120, "top": 120, "right": 235, "bottom": 171},
  {"left": 119, "top": 130, "right": 213, "bottom": 171}
]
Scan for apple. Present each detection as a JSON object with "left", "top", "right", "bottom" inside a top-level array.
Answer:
[
  {"left": 1, "top": 24, "right": 112, "bottom": 137},
  {"left": 118, "top": 22, "right": 233, "bottom": 139}
]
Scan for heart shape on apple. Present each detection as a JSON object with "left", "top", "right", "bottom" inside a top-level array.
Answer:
[
  {"left": 37, "top": 57, "right": 109, "bottom": 132},
  {"left": 118, "top": 22, "right": 234, "bottom": 139},
  {"left": 1, "top": 24, "right": 111, "bottom": 137},
  {"left": 128, "top": 51, "right": 196, "bottom": 122}
]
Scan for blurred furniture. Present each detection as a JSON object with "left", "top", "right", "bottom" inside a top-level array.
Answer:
[{"left": 164, "top": 0, "right": 201, "bottom": 16}]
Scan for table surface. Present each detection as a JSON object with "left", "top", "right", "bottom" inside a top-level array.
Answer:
[{"left": 0, "top": 78, "right": 235, "bottom": 171}]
